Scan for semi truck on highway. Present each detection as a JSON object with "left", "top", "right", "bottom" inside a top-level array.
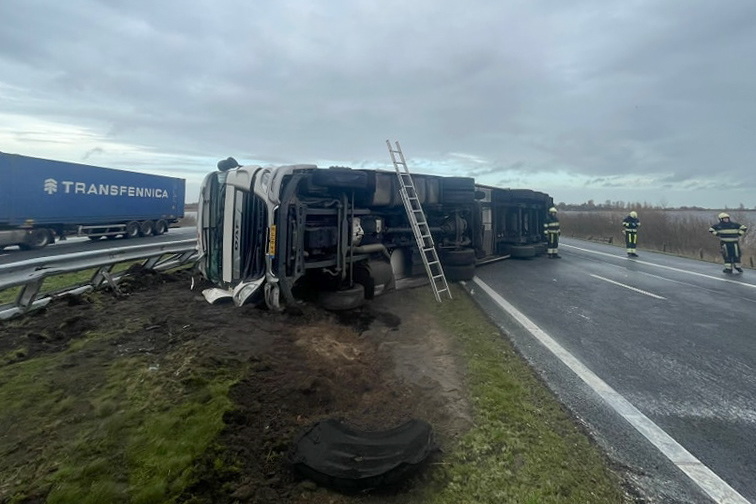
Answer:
[
  {"left": 0, "top": 152, "right": 186, "bottom": 250},
  {"left": 196, "top": 156, "right": 552, "bottom": 311}
]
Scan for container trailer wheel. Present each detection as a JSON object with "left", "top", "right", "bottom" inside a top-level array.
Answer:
[
  {"left": 21, "top": 228, "right": 53, "bottom": 250},
  {"left": 139, "top": 221, "right": 155, "bottom": 237},
  {"left": 124, "top": 221, "right": 140, "bottom": 239},
  {"left": 154, "top": 220, "right": 168, "bottom": 235}
]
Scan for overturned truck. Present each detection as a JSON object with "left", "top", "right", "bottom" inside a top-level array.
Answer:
[{"left": 196, "top": 158, "right": 552, "bottom": 310}]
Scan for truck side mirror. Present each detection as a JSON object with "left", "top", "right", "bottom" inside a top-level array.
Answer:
[{"left": 217, "top": 157, "right": 240, "bottom": 172}]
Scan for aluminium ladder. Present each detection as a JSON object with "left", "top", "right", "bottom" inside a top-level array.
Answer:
[{"left": 386, "top": 140, "right": 452, "bottom": 302}]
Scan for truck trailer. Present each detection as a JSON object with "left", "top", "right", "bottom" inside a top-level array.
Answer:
[
  {"left": 0, "top": 152, "right": 186, "bottom": 250},
  {"left": 196, "top": 157, "right": 552, "bottom": 311}
]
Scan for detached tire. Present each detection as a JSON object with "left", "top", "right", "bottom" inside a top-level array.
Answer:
[
  {"left": 318, "top": 284, "right": 366, "bottom": 311},
  {"left": 443, "top": 263, "right": 475, "bottom": 282}
]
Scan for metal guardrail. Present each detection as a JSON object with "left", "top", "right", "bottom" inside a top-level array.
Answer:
[{"left": 0, "top": 239, "right": 198, "bottom": 320}]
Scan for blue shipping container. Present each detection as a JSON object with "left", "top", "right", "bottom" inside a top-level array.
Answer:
[{"left": 0, "top": 152, "right": 185, "bottom": 227}]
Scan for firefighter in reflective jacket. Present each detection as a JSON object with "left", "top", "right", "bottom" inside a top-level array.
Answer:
[
  {"left": 622, "top": 211, "right": 640, "bottom": 257},
  {"left": 709, "top": 213, "right": 747, "bottom": 273},
  {"left": 544, "top": 207, "right": 561, "bottom": 258}
]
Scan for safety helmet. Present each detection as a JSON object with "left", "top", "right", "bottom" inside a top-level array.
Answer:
[
  {"left": 629, "top": 211, "right": 638, "bottom": 218},
  {"left": 718, "top": 212, "right": 730, "bottom": 220},
  {"left": 548, "top": 207, "right": 557, "bottom": 214}
]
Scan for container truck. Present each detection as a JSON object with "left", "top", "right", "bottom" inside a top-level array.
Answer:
[
  {"left": 0, "top": 152, "right": 186, "bottom": 250},
  {"left": 196, "top": 157, "right": 552, "bottom": 311}
]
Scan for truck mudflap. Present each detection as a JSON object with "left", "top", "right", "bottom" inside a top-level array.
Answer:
[
  {"left": 290, "top": 418, "right": 436, "bottom": 492},
  {"left": 201, "top": 277, "right": 266, "bottom": 306}
]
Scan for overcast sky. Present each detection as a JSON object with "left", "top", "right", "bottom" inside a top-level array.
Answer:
[{"left": 2, "top": 0, "right": 756, "bottom": 208}]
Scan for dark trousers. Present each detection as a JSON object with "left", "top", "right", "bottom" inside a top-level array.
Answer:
[
  {"left": 625, "top": 230, "right": 637, "bottom": 252},
  {"left": 547, "top": 232, "right": 559, "bottom": 253},
  {"left": 720, "top": 241, "right": 742, "bottom": 268}
]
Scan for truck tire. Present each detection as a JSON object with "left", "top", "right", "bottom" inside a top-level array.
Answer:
[
  {"left": 510, "top": 245, "right": 536, "bottom": 259},
  {"left": 317, "top": 284, "right": 366, "bottom": 311},
  {"left": 124, "top": 221, "right": 140, "bottom": 239},
  {"left": 440, "top": 190, "right": 476, "bottom": 205},
  {"left": 438, "top": 247, "right": 476, "bottom": 266},
  {"left": 311, "top": 167, "right": 369, "bottom": 190},
  {"left": 20, "top": 228, "right": 53, "bottom": 250},
  {"left": 139, "top": 221, "right": 155, "bottom": 237},
  {"left": 154, "top": 220, "right": 168, "bottom": 235},
  {"left": 443, "top": 263, "right": 476, "bottom": 282}
]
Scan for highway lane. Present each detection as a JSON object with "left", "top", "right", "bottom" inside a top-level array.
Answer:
[
  {"left": 469, "top": 237, "right": 755, "bottom": 503},
  {"left": 0, "top": 227, "right": 197, "bottom": 265}
]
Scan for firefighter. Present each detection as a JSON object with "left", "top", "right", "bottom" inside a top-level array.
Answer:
[
  {"left": 709, "top": 213, "right": 748, "bottom": 273},
  {"left": 544, "top": 207, "right": 561, "bottom": 258},
  {"left": 622, "top": 210, "right": 640, "bottom": 257}
]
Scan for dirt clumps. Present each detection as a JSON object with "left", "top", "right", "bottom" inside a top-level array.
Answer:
[{"left": 1, "top": 269, "right": 472, "bottom": 503}]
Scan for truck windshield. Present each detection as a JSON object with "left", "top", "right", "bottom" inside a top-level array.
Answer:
[
  {"left": 199, "top": 170, "right": 268, "bottom": 287},
  {"left": 201, "top": 172, "right": 227, "bottom": 284}
]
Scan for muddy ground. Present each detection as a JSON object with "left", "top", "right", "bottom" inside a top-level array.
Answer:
[{"left": 0, "top": 267, "right": 474, "bottom": 503}]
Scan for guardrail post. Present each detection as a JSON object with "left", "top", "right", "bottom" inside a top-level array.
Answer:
[{"left": 16, "top": 278, "right": 44, "bottom": 312}]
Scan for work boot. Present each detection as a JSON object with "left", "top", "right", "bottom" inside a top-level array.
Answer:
[
  {"left": 723, "top": 268, "right": 733, "bottom": 274},
  {"left": 553, "top": 254, "right": 562, "bottom": 259},
  {"left": 735, "top": 266, "right": 744, "bottom": 273}
]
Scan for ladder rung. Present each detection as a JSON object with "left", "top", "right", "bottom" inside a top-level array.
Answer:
[
  {"left": 432, "top": 274, "right": 445, "bottom": 279},
  {"left": 427, "top": 260, "right": 440, "bottom": 267}
]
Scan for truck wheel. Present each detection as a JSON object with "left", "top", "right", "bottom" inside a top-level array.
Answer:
[
  {"left": 21, "top": 228, "right": 53, "bottom": 250},
  {"left": 154, "top": 220, "right": 168, "bottom": 235},
  {"left": 139, "top": 221, "right": 155, "bottom": 237},
  {"left": 317, "top": 284, "right": 366, "bottom": 311},
  {"left": 125, "top": 221, "right": 140, "bottom": 239},
  {"left": 311, "top": 167, "right": 369, "bottom": 190},
  {"left": 438, "top": 247, "right": 476, "bottom": 266},
  {"left": 510, "top": 245, "right": 536, "bottom": 259},
  {"left": 443, "top": 263, "right": 476, "bottom": 282}
]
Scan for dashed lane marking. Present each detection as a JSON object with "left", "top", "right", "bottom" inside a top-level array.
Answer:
[{"left": 590, "top": 273, "right": 667, "bottom": 299}]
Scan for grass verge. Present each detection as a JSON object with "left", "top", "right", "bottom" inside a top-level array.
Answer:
[
  {"left": 0, "top": 319, "right": 242, "bottom": 504},
  {"left": 407, "top": 285, "right": 629, "bottom": 504}
]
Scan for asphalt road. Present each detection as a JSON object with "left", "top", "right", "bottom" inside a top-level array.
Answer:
[
  {"left": 468, "top": 237, "right": 755, "bottom": 504},
  {"left": 0, "top": 226, "right": 197, "bottom": 265}
]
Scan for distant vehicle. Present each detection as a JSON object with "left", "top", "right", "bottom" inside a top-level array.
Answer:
[
  {"left": 196, "top": 157, "right": 552, "bottom": 311},
  {"left": 0, "top": 152, "right": 185, "bottom": 250}
]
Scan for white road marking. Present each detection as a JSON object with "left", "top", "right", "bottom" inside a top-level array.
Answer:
[
  {"left": 590, "top": 274, "right": 667, "bottom": 300},
  {"left": 563, "top": 243, "right": 756, "bottom": 290},
  {"left": 472, "top": 276, "right": 751, "bottom": 504}
]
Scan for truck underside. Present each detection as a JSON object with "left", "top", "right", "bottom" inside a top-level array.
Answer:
[{"left": 198, "top": 161, "right": 553, "bottom": 311}]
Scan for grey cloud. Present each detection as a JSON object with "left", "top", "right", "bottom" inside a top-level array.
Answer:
[{"left": 2, "top": 0, "right": 756, "bottom": 207}]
